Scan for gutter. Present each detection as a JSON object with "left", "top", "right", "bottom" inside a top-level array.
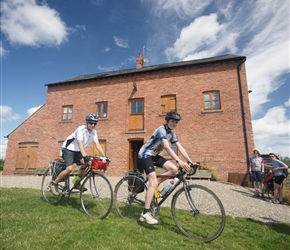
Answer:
[{"left": 236, "top": 58, "right": 250, "bottom": 168}]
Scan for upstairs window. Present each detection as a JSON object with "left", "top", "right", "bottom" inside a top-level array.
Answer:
[
  {"left": 131, "top": 100, "right": 143, "bottom": 114},
  {"left": 203, "top": 91, "right": 221, "bottom": 110},
  {"left": 128, "top": 99, "right": 144, "bottom": 130},
  {"left": 161, "top": 95, "right": 176, "bottom": 114},
  {"left": 96, "top": 102, "right": 108, "bottom": 118},
  {"left": 62, "top": 105, "right": 73, "bottom": 120}
]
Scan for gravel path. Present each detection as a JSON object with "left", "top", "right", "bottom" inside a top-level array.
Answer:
[{"left": 1, "top": 175, "right": 289, "bottom": 224}]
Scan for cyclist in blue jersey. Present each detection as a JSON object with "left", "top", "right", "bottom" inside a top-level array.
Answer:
[
  {"left": 138, "top": 111, "right": 196, "bottom": 224},
  {"left": 50, "top": 114, "right": 106, "bottom": 196}
]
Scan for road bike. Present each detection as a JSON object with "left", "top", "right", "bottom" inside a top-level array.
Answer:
[
  {"left": 114, "top": 163, "right": 226, "bottom": 242},
  {"left": 41, "top": 157, "right": 113, "bottom": 219}
]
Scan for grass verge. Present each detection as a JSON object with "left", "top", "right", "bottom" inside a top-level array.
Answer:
[{"left": 1, "top": 188, "right": 290, "bottom": 250}]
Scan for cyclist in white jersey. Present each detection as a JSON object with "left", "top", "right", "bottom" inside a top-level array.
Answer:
[
  {"left": 50, "top": 114, "right": 106, "bottom": 196},
  {"left": 138, "top": 111, "right": 196, "bottom": 224}
]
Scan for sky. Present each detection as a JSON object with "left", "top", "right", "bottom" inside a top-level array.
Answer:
[{"left": 0, "top": 0, "right": 289, "bottom": 159}]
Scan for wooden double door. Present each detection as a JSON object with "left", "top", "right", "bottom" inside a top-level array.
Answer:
[{"left": 16, "top": 142, "right": 38, "bottom": 174}]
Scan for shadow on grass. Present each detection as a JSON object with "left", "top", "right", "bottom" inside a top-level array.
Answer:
[
  {"left": 246, "top": 217, "right": 290, "bottom": 236},
  {"left": 39, "top": 192, "right": 84, "bottom": 214}
]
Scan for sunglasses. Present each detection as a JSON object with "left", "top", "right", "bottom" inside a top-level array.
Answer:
[
  {"left": 269, "top": 155, "right": 275, "bottom": 158},
  {"left": 88, "top": 122, "right": 97, "bottom": 126}
]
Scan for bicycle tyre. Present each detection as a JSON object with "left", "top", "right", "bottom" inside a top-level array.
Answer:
[
  {"left": 41, "top": 168, "right": 65, "bottom": 204},
  {"left": 171, "top": 184, "right": 226, "bottom": 242},
  {"left": 114, "top": 175, "right": 147, "bottom": 221},
  {"left": 80, "top": 172, "right": 113, "bottom": 219}
]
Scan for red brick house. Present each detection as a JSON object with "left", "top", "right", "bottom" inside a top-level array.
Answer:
[{"left": 3, "top": 54, "right": 254, "bottom": 182}]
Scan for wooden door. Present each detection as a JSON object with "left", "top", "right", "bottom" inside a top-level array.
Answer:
[
  {"left": 16, "top": 142, "right": 38, "bottom": 173},
  {"left": 128, "top": 139, "right": 144, "bottom": 172}
]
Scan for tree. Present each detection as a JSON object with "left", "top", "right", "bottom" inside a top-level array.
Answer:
[
  {"left": 0, "top": 159, "right": 4, "bottom": 171},
  {"left": 279, "top": 156, "right": 290, "bottom": 167}
]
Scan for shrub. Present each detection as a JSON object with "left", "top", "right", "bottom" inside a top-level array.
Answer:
[{"left": 0, "top": 159, "right": 4, "bottom": 171}]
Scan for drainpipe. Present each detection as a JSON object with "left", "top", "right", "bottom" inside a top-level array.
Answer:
[{"left": 236, "top": 58, "right": 250, "bottom": 169}]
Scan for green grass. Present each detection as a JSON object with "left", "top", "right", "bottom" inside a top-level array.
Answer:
[{"left": 1, "top": 188, "right": 290, "bottom": 250}]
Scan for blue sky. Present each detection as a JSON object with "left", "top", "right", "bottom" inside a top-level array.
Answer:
[{"left": 0, "top": 0, "right": 289, "bottom": 159}]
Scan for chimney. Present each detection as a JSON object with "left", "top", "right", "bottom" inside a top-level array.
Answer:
[{"left": 136, "top": 53, "right": 144, "bottom": 69}]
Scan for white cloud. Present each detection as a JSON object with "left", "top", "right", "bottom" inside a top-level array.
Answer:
[
  {"left": 0, "top": 106, "right": 21, "bottom": 123},
  {"left": 144, "top": 0, "right": 212, "bottom": 18},
  {"left": 113, "top": 36, "right": 129, "bottom": 48},
  {"left": 165, "top": 14, "right": 223, "bottom": 60},
  {"left": 27, "top": 105, "right": 42, "bottom": 117},
  {"left": 0, "top": 140, "right": 8, "bottom": 159},
  {"left": 252, "top": 104, "right": 290, "bottom": 157},
  {"left": 0, "top": 42, "right": 9, "bottom": 58},
  {"left": 0, "top": 0, "right": 69, "bottom": 47}
]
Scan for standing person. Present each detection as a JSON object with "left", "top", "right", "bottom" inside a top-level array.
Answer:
[
  {"left": 268, "top": 153, "right": 289, "bottom": 204},
  {"left": 138, "top": 111, "right": 197, "bottom": 225},
  {"left": 50, "top": 114, "right": 106, "bottom": 196},
  {"left": 249, "top": 150, "right": 264, "bottom": 197}
]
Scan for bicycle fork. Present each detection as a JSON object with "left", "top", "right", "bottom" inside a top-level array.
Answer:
[
  {"left": 184, "top": 184, "right": 199, "bottom": 215},
  {"left": 89, "top": 174, "right": 99, "bottom": 198}
]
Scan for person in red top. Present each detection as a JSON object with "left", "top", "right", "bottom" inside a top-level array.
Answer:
[{"left": 249, "top": 150, "right": 264, "bottom": 197}]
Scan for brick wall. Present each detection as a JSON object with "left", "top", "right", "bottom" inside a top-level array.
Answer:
[{"left": 3, "top": 58, "right": 254, "bottom": 182}]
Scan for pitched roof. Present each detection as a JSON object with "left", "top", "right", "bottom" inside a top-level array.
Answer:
[{"left": 46, "top": 54, "right": 246, "bottom": 86}]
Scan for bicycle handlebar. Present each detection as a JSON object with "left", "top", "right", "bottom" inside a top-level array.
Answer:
[{"left": 181, "top": 162, "right": 200, "bottom": 176}]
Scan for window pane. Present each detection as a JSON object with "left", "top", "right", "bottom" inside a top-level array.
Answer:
[
  {"left": 212, "top": 93, "right": 219, "bottom": 101},
  {"left": 213, "top": 101, "right": 219, "bottom": 109},
  {"left": 97, "top": 104, "right": 101, "bottom": 117},
  {"left": 103, "top": 103, "right": 107, "bottom": 117},
  {"left": 131, "top": 102, "right": 136, "bottom": 114},
  {"left": 204, "top": 94, "right": 210, "bottom": 101},
  {"left": 204, "top": 102, "right": 210, "bottom": 109},
  {"left": 137, "top": 101, "right": 143, "bottom": 114}
]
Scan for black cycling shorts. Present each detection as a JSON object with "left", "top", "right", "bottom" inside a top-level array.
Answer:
[
  {"left": 274, "top": 175, "right": 285, "bottom": 185},
  {"left": 139, "top": 155, "right": 168, "bottom": 175}
]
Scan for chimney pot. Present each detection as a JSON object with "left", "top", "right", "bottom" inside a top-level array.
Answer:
[{"left": 136, "top": 53, "right": 144, "bottom": 69}]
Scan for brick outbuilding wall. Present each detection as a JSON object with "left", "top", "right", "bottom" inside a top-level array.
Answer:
[{"left": 3, "top": 55, "right": 254, "bottom": 182}]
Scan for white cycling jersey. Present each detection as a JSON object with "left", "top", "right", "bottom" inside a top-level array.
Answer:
[{"left": 62, "top": 125, "right": 99, "bottom": 152}]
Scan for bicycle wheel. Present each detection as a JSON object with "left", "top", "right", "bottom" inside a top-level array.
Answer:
[
  {"left": 171, "top": 184, "right": 226, "bottom": 242},
  {"left": 41, "top": 168, "right": 65, "bottom": 204},
  {"left": 114, "top": 175, "right": 147, "bottom": 221},
  {"left": 80, "top": 172, "right": 113, "bottom": 219}
]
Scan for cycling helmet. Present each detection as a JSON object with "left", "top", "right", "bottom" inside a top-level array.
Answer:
[
  {"left": 165, "top": 111, "right": 182, "bottom": 121},
  {"left": 85, "top": 114, "right": 98, "bottom": 122}
]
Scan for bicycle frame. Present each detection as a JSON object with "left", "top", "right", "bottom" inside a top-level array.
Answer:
[{"left": 139, "top": 170, "right": 198, "bottom": 213}]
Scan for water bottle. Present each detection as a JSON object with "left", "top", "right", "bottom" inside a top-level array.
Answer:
[
  {"left": 72, "top": 175, "right": 81, "bottom": 185},
  {"left": 160, "top": 180, "right": 174, "bottom": 197}
]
